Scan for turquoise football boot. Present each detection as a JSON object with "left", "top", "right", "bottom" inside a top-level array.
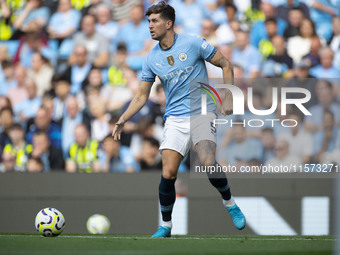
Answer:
[
  {"left": 151, "top": 226, "right": 171, "bottom": 238},
  {"left": 226, "top": 204, "right": 246, "bottom": 230}
]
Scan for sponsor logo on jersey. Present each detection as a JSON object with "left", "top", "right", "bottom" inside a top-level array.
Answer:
[
  {"left": 179, "top": 53, "right": 187, "bottom": 62},
  {"left": 167, "top": 56, "right": 175, "bottom": 66},
  {"left": 201, "top": 41, "right": 208, "bottom": 49}
]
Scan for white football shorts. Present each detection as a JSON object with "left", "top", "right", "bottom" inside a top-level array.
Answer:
[{"left": 159, "top": 112, "right": 217, "bottom": 156}]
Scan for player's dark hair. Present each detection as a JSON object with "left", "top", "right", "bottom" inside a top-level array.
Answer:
[{"left": 146, "top": 1, "right": 175, "bottom": 27}]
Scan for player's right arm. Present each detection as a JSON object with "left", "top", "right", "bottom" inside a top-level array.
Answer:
[{"left": 112, "top": 81, "right": 153, "bottom": 140}]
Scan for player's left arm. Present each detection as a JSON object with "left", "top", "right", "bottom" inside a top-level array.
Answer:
[{"left": 208, "top": 50, "right": 234, "bottom": 116}]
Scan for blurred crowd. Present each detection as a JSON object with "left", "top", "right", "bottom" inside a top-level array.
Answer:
[{"left": 0, "top": 0, "right": 339, "bottom": 172}]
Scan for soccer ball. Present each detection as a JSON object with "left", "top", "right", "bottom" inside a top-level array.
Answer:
[
  {"left": 86, "top": 214, "right": 110, "bottom": 234},
  {"left": 35, "top": 208, "right": 65, "bottom": 237}
]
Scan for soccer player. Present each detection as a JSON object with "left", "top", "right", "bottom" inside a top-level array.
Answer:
[{"left": 112, "top": 1, "right": 246, "bottom": 237}]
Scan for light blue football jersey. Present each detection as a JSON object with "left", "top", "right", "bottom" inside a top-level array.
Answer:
[{"left": 141, "top": 33, "right": 217, "bottom": 120}]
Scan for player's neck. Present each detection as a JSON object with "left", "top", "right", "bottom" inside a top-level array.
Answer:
[{"left": 159, "top": 30, "right": 175, "bottom": 50}]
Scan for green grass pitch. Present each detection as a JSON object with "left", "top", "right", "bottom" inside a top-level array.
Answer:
[{"left": 0, "top": 234, "right": 335, "bottom": 255}]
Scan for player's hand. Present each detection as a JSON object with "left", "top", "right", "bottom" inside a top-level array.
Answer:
[{"left": 112, "top": 118, "right": 125, "bottom": 140}]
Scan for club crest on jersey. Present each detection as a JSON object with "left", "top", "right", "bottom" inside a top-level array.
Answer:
[
  {"left": 179, "top": 53, "right": 187, "bottom": 62},
  {"left": 167, "top": 56, "right": 175, "bottom": 66}
]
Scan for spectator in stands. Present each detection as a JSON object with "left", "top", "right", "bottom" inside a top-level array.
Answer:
[
  {"left": 83, "top": 68, "right": 112, "bottom": 109},
  {"left": 330, "top": 17, "right": 340, "bottom": 52},
  {"left": 260, "top": 128, "right": 276, "bottom": 164},
  {"left": 303, "top": 36, "right": 322, "bottom": 68},
  {"left": 26, "top": 155, "right": 44, "bottom": 172},
  {"left": 27, "top": 51, "right": 54, "bottom": 97},
  {"left": 305, "top": 80, "right": 340, "bottom": 133},
  {"left": 52, "top": 79, "right": 71, "bottom": 124},
  {"left": 107, "top": 42, "right": 128, "bottom": 87},
  {"left": 286, "top": 59, "right": 318, "bottom": 109},
  {"left": 2, "top": 123, "right": 33, "bottom": 172},
  {"left": 266, "top": 139, "right": 301, "bottom": 167},
  {"left": 217, "top": 123, "right": 263, "bottom": 167},
  {"left": 277, "top": 0, "right": 310, "bottom": 23},
  {"left": 206, "top": 0, "right": 229, "bottom": 25},
  {"left": 130, "top": 118, "right": 155, "bottom": 160},
  {"left": 116, "top": 4, "right": 153, "bottom": 70},
  {"left": 30, "top": 131, "right": 64, "bottom": 171},
  {"left": 258, "top": 18, "right": 278, "bottom": 58},
  {"left": 232, "top": 29, "right": 262, "bottom": 78},
  {"left": 305, "top": 0, "right": 337, "bottom": 42},
  {"left": 175, "top": 0, "right": 205, "bottom": 36},
  {"left": 140, "top": 137, "right": 162, "bottom": 170},
  {"left": 0, "top": 96, "right": 12, "bottom": 111},
  {"left": 313, "top": 110, "right": 340, "bottom": 163},
  {"left": 310, "top": 47, "right": 340, "bottom": 79},
  {"left": 0, "top": 0, "right": 12, "bottom": 40},
  {"left": 0, "top": 46, "right": 10, "bottom": 81},
  {"left": 90, "top": 100, "right": 110, "bottom": 142},
  {"left": 0, "top": 60, "right": 16, "bottom": 97},
  {"left": 47, "top": 0, "right": 81, "bottom": 43},
  {"left": 283, "top": 7, "right": 305, "bottom": 39},
  {"left": 41, "top": 95, "right": 54, "bottom": 120},
  {"left": 66, "top": 124, "right": 100, "bottom": 173},
  {"left": 95, "top": 4, "right": 119, "bottom": 44},
  {"left": 0, "top": 107, "right": 14, "bottom": 150},
  {"left": 249, "top": 2, "right": 287, "bottom": 47},
  {"left": 287, "top": 18, "right": 317, "bottom": 64},
  {"left": 81, "top": 0, "right": 103, "bottom": 17},
  {"left": 110, "top": 0, "right": 140, "bottom": 24},
  {"left": 70, "top": 14, "right": 110, "bottom": 67},
  {"left": 278, "top": 111, "right": 313, "bottom": 164},
  {"left": 13, "top": 32, "right": 50, "bottom": 68},
  {"left": 98, "top": 134, "right": 140, "bottom": 172},
  {"left": 26, "top": 107, "right": 62, "bottom": 149},
  {"left": 62, "top": 45, "right": 92, "bottom": 94},
  {"left": 263, "top": 35, "right": 293, "bottom": 77},
  {"left": 152, "top": 83, "right": 166, "bottom": 127},
  {"left": 201, "top": 19, "right": 219, "bottom": 47},
  {"left": 14, "top": 78, "right": 41, "bottom": 125},
  {"left": 216, "top": 18, "right": 240, "bottom": 47},
  {"left": 7, "top": 64, "right": 28, "bottom": 108},
  {"left": 62, "top": 97, "right": 90, "bottom": 158},
  {"left": 12, "top": 0, "right": 50, "bottom": 36}
]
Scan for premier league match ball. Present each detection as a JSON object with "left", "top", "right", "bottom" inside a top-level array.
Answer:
[
  {"left": 87, "top": 214, "right": 111, "bottom": 234},
  {"left": 35, "top": 208, "right": 65, "bottom": 237}
]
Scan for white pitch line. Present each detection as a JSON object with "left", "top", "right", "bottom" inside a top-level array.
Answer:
[{"left": 0, "top": 234, "right": 336, "bottom": 241}]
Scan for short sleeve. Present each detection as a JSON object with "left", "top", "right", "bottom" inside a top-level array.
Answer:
[
  {"left": 194, "top": 36, "right": 217, "bottom": 62},
  {"left": 141, "top": 54, "right": 156, "bottom": 82}
]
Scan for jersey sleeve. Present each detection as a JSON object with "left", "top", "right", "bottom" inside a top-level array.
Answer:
[
  {"left": 194, "top": 36, "right": 217, "bottom": 62},
  {"left": 141, "top": 54, "right": 156, "bottom": 82}
]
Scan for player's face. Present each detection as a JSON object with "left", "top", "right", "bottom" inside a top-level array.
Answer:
[{"left": 148, "top": 13, "right": 167, "bottom": 41}]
